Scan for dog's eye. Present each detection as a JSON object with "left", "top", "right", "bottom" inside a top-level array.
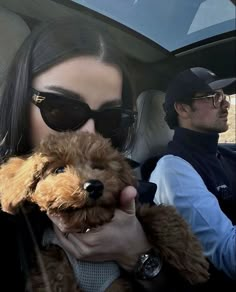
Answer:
[{"left": 54, "top": 167, "right": 65, "bottom": 174}]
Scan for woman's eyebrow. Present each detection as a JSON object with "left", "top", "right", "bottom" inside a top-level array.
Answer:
[
  {"left": 46, "top": 85, "right": 84, "bottom": 101},
  {"left": 45, "top": 85, "right": 122, "bottom": 108}
]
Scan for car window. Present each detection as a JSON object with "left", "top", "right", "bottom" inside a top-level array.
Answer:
[
  {"left": 219, "top": 94, "right": 236, "bottom": 144},
  {"left": 72, "top": 0, "right": 235, "bottom": 51}
]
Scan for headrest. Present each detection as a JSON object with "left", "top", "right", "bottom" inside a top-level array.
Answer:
[
  {"left": 131, "top": 90, "right": 173, "bottom": 164},
  {"left": 0, "top": 8, "right": 30, "bottom": 90}
]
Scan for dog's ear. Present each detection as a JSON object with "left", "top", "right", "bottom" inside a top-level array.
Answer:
[
  {"left": 0, "top": 153, "right": 49, "bottom": 214},
  {"left": 125, "top": 158, "right": 140, "bottom": 169}
]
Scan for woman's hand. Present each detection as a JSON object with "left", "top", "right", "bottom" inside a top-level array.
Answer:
[{"left": 50, "top": 186, "right": 151, "bottom": 271}]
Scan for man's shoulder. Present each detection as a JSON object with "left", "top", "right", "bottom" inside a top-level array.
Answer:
[
  {"left": 158, "top": 154, "right": 193, "bottom": 168},
  {"left": 141, "top": 154, "right": 194, "bottom": 181}
]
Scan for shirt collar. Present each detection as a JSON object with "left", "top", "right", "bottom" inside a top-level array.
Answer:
[{"left": 173, "top": 127, "right": 219, "bottom": 154}]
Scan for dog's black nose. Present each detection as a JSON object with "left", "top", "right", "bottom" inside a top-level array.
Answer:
[{"left": 83, "top": 179, "right": 104, "bottom": 200}]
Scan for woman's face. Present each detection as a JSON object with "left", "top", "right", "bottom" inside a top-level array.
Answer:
[{"left": 30, "top": 56, "right": 123, "bottom": 147}]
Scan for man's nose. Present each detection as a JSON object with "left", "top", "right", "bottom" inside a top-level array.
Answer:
[
  {"left": 79, "top": 119, "right": 96, "bottom": 133},
  {"left": 221, "top": 98, "right": 231, "bottom": 109}
]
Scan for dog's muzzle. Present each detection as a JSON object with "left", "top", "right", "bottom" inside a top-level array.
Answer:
[{"left": 83, "top": 179, "right": 104, "bottom": 200}]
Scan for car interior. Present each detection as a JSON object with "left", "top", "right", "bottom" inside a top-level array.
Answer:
[
  {"left": 0, "top": 0, "right": 235, "bottom": 180},
  {"left": 0, "top": 3, "right": 235, "bottom": 290}
]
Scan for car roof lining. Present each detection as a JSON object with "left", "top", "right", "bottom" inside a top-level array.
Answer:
[{"left": 0, "top": 0, "right": 170, "bottom": 63}]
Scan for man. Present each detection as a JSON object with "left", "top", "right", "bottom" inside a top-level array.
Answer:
[{"left": 149, "top": 67, "right": 236, "bottom": 284}]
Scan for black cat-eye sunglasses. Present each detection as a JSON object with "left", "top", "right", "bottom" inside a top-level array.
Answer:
[{"left": 31, "top": 88, "right": 137, "bottom": 147}]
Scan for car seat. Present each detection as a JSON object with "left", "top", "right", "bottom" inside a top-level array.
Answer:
[
  {"left": 0, "top": 7, "right": 30, "bottom": 94},
  {"left": 131, "top": 89, "right": 173, "bottom": 180}
]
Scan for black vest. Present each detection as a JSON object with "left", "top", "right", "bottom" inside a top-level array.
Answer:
[{"left": 166, "top": 127, "right": 236, "bottom": 224}]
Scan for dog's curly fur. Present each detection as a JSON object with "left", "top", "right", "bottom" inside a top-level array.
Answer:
[{"left": 0, "top": 132, "right": 209, "bottom": 291}]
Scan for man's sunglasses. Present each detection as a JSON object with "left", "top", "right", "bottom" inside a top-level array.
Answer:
[
  {"left": 31, "top": 89, "right": 137, "bottom": 148},
  {"left": 192, "top": 90, "right": 231, "bottom": 108}
]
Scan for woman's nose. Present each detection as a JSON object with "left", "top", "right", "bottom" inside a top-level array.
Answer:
[{"left": 79, "top": 119, "right": 96, "bottom": 133}]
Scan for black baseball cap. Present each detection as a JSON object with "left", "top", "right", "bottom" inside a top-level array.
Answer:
[{"left": 163, "top": 67, "right": 236, "bottom": 112}]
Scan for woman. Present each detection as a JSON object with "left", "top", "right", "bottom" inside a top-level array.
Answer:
[{"left": 0, "top": 16, "right": 187, "bottom": 292}]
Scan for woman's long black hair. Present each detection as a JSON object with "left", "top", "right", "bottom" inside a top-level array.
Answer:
[
  {"left": 0, "top": 16, "right": 136, "bottom": 161},
  {"left": 0, "top": 16, "right": 136, "bottom": 289}
]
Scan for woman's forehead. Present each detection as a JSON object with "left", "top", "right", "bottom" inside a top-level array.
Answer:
[{"left": 32, "top": 56, "right": 123, "bottom": 109}]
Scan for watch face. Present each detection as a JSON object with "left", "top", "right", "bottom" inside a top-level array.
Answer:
[
  {"left": 134, "top": 250, "right": 163, "bottom": 280},
  {"left": 143, "top": 256, "right": 162, "bottom": 279}
]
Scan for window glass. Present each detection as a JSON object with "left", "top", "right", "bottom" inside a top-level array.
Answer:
[
  {"left": 219, "top": 94, "right": 236, "bottom": 143},
  {"left": 73, "top": 0, "right": 236, "bottom": 51}
]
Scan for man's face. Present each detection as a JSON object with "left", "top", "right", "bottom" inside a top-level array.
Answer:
[{"left": 182, "top": 90, "right": 231, "bottom": 134}]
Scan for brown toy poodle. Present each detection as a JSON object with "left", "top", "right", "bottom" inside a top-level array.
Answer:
[{"left": 0, "top": 132, "right": 209, "bottom": 291}]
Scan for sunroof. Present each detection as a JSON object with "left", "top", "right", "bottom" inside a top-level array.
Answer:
[{"left": 72, "top": 0, "right": 236, "bottom": 51}]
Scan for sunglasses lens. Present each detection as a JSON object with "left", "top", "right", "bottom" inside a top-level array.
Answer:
[
  {"left": 96, "top": 109, "right": 135, "bottom": 148},
  {"left": 214, "top": 92, "right": 223, "bottom": 105},
  {"left": 41, "top": 99, "right": 89, "bottom": 131},
  {"left": 225, "top": 95, "right": 231, "bottom": 103},
  {"left": 213, "top": 91, "right": 230, "bottom": 107}
]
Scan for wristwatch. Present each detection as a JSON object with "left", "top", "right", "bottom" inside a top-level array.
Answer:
[{"left": 134, "top": 249, "right": 163, "bottom": 280}]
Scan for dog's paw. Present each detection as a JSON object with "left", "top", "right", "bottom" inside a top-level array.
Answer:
[
  {"left": 137, "top": 204, "right": 210, "bottom": 284},
  {"left": 176, "top": 248, "right": 210, "bottom": 284}
]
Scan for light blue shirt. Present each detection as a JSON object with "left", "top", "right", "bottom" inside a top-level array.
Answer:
[{"left": 149, "top": 154, "right": 236, "bottom": 280}]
